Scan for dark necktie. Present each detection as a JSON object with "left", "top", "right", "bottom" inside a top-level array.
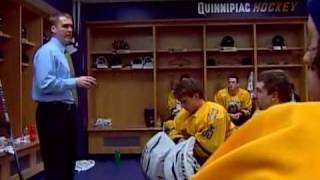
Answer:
[{"left": 65, "top": 52, "right": 78, "bottom": 105}]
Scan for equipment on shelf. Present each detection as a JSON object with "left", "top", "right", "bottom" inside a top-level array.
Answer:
[
  {"left": 221, "top": 35, "right": 235, "bottom": 47},
  {"left": 143, "top": 56, "right": 153, "bottom": 69},
  {"left": 207, "top": 58, "right": 216, "bottom": 66},
  {"left": 144, "top": 108, "right": 155, "bottom": 127},
  {"left": 95, "top": 56, "right": 109, "bottom": 69},
  {"left": 272, "top": 35, "right": 286, "bottom": 50},
  {"left": 131, "top": 57, "right": 144, "bottom": 69},
  {"left": 109, "top": 54, "right": 122, "bottom": 69},
  {"left": 94, "top": 117, "right": 112, "bottom": 128},
  {"left": 112, "top": 40, "right": 129, "bottom": 50},
  {"left": 129, "top": 56, "right": 154, "bottom": 69}
]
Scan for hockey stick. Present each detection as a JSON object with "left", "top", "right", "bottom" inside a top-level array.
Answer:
[{"left": 0, "top": 80, "right": 24, "bottom": 180}]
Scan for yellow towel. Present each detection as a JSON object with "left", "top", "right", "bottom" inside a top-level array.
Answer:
[{"left": 193, "top": 102, "right": 320, "bottom": 180}]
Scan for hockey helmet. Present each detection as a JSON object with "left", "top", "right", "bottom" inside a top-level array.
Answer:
[
  {"left": 95, "top": 56, "right": 109, "bottom": 68},
  {"left": 272, "top": 35, "right": 285, "bottom": 47},
  {"left": 221, "top": 35, "right": 235, "bottom": 47},
  {"left": 207, "top": 58, "right": 216, "bottom": 66}
]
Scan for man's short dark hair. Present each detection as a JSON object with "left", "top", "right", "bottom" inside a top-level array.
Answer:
[
  {"left": 258, "top": 70, "right": 291, "bottom": 103},
  {"left": 49, "top": 13, "right": 72, "bottom": 26},
  {"left": 174, "top": 78, "right": 204, "bottom": 100},
  {"left": 228, "top": 74, "right": 239, "bottom": 83}
]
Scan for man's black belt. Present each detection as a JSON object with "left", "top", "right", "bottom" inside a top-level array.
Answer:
[{"left": 38, "top": 101, "right": 75, "bottom": 110}]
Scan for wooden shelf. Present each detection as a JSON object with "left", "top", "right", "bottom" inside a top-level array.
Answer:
[
  {"left": 258, "top": 64, "right": 304, "bottom": 68},
  {"left": 88, "top": 127, "right": 162, "bottom": 132},
  {"left": 0, "top": 31, "right": 11, "bottom": 39},
  {"left": 157, "top": 48, "right": 202, "bottom": 53},
  {"left": 0, "top": 141, "right": 39, "bottom": 157},
  {"left": 206, "top": 47, "right": 254, "bottom": 52},
  {"left": 15, "top": 140, "right": 40, "bottom": 152},
  {"left": 158, "top": 66, "right": 202, "bottom": 70},
  {"left": 91, "top": 67, "right": 153, "bottom": 72},
  {"left": 0, "top": 2, "right": 49, "bottom": 178},
  {"left": 257, "top": 47, "right": 304, "bottom": 51},
  {"left": 21, "top": 38, "right": 36, "bottom": 47},
  {"left": 91, "top": 49, "right": 153, "bottom": 55},
  {"left": 22, "top": 62, "right": 30, "bottom": 67},
  {"left": 207, "top": 65, "right": 254, "bottom": 69}
]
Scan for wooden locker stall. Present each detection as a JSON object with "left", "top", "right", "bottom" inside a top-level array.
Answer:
[
  {"left": 0, "top": 0, "right": 56, "bottom": 179},
  {"left": 86, "top": 17, "right": 307, "bottom": 154}
]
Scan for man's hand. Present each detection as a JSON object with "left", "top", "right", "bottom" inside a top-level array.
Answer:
[{"left": 75, "top": 76, "right": 96, "bottom": 88}]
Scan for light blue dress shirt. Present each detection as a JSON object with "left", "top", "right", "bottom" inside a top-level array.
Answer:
[{"left": 32, "top": 37, "right": 76, "bottom": 104}]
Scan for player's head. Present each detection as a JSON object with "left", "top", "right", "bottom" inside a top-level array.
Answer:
[
  {"left": 227, "top": 74, "right": 239, "bottom": 93},
  {"left": 174, "top": 78, "right": 204, "bottom": 114},
  {"left": 256, "top": 70, "right": 291, "bottom": 110},
  {"left": 49, "top": 13, "right": 73, "bottom": 45}
]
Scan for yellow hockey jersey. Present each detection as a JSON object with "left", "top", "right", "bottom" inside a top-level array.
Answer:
[
  {"left": 167, "top": 90, "right": 182, "bottom": 119},
  {"left": 214, "top": 88, "right": 252, "bottom": 117},
  {"left": 193, "top": 102, "right": 320, "bottom": 180},
  {"left": 164, "top": 101, "right": 229, "bottom": 159},
  {"left": 167, "top": 90, "right": 176, "bottom": 111}
]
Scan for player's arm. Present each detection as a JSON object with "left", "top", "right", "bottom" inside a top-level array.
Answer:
[
  {"left": 163, "top": 111, "right": 186, "bottom": 143},
  {"left": 167, "top": 90, "right": 176, "bottom": 113},
  {"left": 214, "top": 91, "right": 224, "bottom": 106},
  {"left": 194, "top": 108, "right": 229, "bottom": 158},
  {"left": 236, "top": 91, "right": 252, "bottom": 125}
]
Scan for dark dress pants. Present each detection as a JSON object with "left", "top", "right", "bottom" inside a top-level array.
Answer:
[{"left": 36, "top": 102, "right": 76, "bottom": 180}]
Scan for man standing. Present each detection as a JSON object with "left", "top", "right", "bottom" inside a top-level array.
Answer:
[
  {"left": 32, "top": 13, "right": 96, "bottom": 180},
  {"left": 214, "top": 74, "right": 252, "bottom": 126}
]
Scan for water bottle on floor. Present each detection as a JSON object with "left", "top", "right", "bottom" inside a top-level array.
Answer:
[{"left": 114, "top": 151, "right": 121, "bottom": 166}]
